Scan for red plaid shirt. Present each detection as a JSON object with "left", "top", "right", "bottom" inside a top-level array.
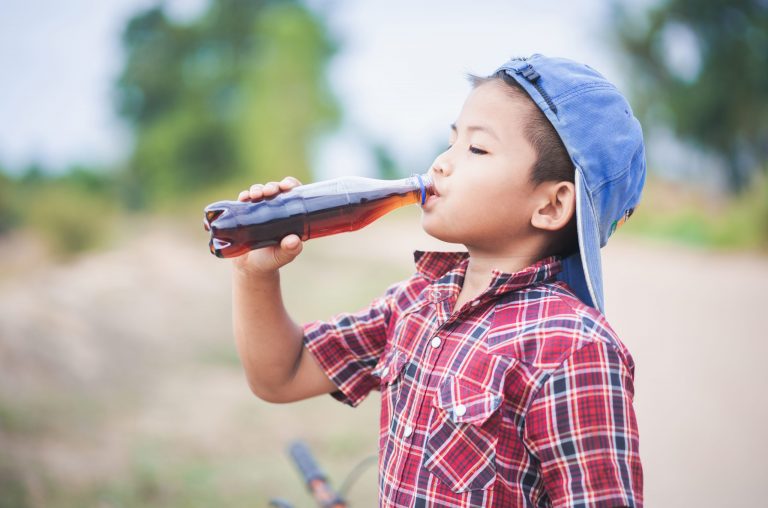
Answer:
[{"left": 303, "top": 252, "right": 642, "bottom": 507}]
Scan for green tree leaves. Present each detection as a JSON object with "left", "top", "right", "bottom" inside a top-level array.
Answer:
[
  {"left": 115, "top": 0, "right": 340, "bottom": 207},
  {"left": 612, "top": 0, "right": 768, "bottom": 192}
]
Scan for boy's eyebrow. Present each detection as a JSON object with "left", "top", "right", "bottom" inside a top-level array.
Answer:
[{"left": 450, "top": 122, "right": 499, "bottom": 141}]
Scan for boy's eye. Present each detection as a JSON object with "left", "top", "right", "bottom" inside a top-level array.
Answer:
[{"left": 444, "top": 144, "right": 487, "bottom": 155}]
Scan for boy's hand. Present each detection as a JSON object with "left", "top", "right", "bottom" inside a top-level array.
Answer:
[{"left": 231, "top": 176, "right": 304, "bottom": 275}]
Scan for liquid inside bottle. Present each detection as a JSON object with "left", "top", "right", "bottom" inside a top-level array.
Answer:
[{"left": 203, "top": 173, "right": 433, "bottom": 258}]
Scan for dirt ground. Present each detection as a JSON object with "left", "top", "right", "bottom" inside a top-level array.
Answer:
[{"left": 1, "top": 210, "right": 766, "bottom": 507}]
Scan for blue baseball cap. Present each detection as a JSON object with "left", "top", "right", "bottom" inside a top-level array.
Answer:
[{"left": 494, "top": 54, "right": 646, "bottom": 314}]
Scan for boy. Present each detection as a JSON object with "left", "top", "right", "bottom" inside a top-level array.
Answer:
[{"left": 231, "top": 54, "right": 644, "bottom": 507}]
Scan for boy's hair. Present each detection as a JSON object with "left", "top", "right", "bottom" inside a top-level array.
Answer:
[{"left": 467, "top": 70, "right": 578, "bottom": 258}]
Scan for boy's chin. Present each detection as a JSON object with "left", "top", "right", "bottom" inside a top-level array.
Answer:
[{"left": 420, "top": 218, "right": 461, "bottom": 245}]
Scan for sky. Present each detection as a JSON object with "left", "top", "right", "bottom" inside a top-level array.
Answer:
[{"left": 0, "top": 0, "right": 638, "bottom": 179}]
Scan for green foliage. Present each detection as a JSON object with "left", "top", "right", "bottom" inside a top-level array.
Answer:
[
  {"left": 621, "top": 172, "right": 768, "bottom": 249},
  {"left": 5, "top": 168, "right": 119, "bottom": 259},
  {"left": 116, "top": 0, "right": 340, "bottom": 208},
  {"left": 0, "top": 172, "right": 20, "bottom": 235},
  {"left": 372, "top": 142, "right": 402, "bottom": 180},
  {"left": 611, "top": 0, "right": 768, "bottom": 192},
  {"left": 236, "top": 3, "right": 340, "bottom": 184}
]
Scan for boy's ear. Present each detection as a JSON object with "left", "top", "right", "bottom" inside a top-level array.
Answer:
[{"left": 531, "top": 181, "right": 576, "bottom": 231}]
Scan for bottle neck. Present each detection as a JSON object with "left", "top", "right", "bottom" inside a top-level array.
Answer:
[{"left": 407, "top": 173, "right": 433, "bottom": 206}]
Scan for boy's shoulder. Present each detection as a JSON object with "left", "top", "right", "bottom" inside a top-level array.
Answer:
[{"left": 487, "top": 280, "right": 634, "bottom": 373}]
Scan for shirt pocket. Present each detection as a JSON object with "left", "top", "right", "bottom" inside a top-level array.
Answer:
[
  {"left": 424, "top": 375, "right": 503, "bottom": 493},
  {"left": 372, "top": 348, "right": 409, "bottom": 386}
]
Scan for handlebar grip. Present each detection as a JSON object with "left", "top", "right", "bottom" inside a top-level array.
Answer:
[
  {"left": 288, "top": 440, "right": 326, "bottom": 484},
  {"left": 287, "top": 440, "right": 347, "bottom": 508}
]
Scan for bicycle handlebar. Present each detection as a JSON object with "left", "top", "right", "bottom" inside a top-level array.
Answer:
[
  {"left": 287, "top": 440, "right": 347, "bottom": 508},
  {"left": 289, "top": 440, "right": 327, "bottom": 484}
]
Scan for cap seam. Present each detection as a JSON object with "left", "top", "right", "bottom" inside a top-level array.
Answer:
[
  {"left": 550, "top": 82, "right": 617, "bottom": 105},
  {"left": 591, "top": 161, "right": 632, "bottom": 196},
  {"left": 590, "top": 142, "right": 643, "bottom": 195}
]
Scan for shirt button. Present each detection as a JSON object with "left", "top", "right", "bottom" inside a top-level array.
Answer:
[
  {"left": 381, "top": 366, "right": 389, "bottom": 378},
  {"left": 430, "top": 336, "right": 442, "bottom": 348},
  {"left": 403, "top": 425, "right": 413, "bottom": 438},
  {"left": 431, "top": 290, "right": 442, "bottom": 299},
  {"left": 454, "top": 404, "right": 467, "bottom": 417},
  {"left": 471, "top": 300, "right": 480, "bottom": 307}
]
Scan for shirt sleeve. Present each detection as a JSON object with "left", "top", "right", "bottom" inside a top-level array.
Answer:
[
  {"left": 302, "top": 281, "right": 401, "bottom": 408},
  {"left": 523, "top": 341, "right": 643, "bottom": 507}
]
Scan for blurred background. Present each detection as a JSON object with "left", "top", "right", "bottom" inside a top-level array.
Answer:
[{"left": 1, "top": 0, "right": 766, "bottom": 506}]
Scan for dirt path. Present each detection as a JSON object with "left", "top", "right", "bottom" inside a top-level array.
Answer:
[
  {"left": 602, "top": 238, "right": 768, "bottom": 506},
  {"left": 1, "top": 213, "right": 766, "bottom": 506}
]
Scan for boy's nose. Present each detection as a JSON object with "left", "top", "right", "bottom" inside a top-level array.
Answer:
[{"left": 431, "top": 153, "right": 452, "bottom": 176}]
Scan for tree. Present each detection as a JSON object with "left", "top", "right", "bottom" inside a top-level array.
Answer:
[
  {"left": 115, "top": 0, "right": 340, "bottom": 207},
  {"left": 611, "top": 0, "right": 768, "bottom": 192}
]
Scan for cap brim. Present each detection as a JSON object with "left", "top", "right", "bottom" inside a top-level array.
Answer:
[{"left": 558, "top": 167, "right": 605, "bottom": 314}]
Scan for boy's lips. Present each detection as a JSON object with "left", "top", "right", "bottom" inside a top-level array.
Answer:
[{"left": 424, "top": 186, "right": 441, "bottom": 209}]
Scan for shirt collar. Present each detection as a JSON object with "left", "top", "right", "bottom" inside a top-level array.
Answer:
[
  {"left": 413, "top": 250, "right": 469, "bottom": 281},
  {"left": 414, "top": 250, "right": 563, "bottom": 298}
]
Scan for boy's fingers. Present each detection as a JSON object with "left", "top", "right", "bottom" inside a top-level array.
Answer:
[
  {"left": 281, "top": 234, "right": 301, "bottom": 250},
  {"left": 272, "top": 235, "right": 303, "bottom": 266},
  {"left": 246, "top": 178, "right": 300, "bottom": 202},
  {"left": 249, "top": 183, "right": 265, "bottom": 201},
  {"left": 278, "top": 176, "right": 302, "bottom": 191},
  {"left": 262, "top": 181, "right": 280, "bottom": 197},
  {"left": 237, "top": 190, "right": 251, "bottom": 202}
]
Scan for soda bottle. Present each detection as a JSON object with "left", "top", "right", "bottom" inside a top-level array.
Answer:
[{"left": 203, "top": 173, "right": 433, "bottom": 258}]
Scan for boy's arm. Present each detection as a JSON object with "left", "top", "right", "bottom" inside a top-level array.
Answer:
[
  {"left": 230, "top": 177, "right": 337, "bottom": 404},
  {"left": 523, "top": 341, "right": 643, "bottom": 507},
  {"left": 232, "top": 267, "right": 338, "bottom": 403}
]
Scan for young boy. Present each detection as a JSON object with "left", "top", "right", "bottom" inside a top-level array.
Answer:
[{"left": 231, "top": 54, "right": 644, "bottom": 507}]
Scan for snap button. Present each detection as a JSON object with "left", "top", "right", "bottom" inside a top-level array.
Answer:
[
  {"left": 403, "top": 425, "right": 413, "bottom": 438},
  {"left": 430, "top": 336, "right": 442, "bottom": 348},
  {"left": 381, "top": 366, "right": 389, "bottom": 378},
  {"left": 471, "top": 300, "right": 480, "bottom": 307},
  {"left": 431, "top": 290, "right": 442, "bottom": 299},
  {"left": 454, "top": 404, "right": 467, "bottom": 417}
]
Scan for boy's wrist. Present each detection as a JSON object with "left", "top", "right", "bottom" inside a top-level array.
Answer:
[{"left": 231, "top": 263, "right": 280, "bottom": 283}]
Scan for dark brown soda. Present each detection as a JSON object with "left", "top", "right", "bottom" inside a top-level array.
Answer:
[{"left": 203, "top": 174, "right": 432, "bottom": 258}]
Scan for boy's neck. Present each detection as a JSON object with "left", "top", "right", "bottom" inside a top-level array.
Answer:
[
  {"left": 453, "top": 245, "right": 542, "bottom": 311},
  {"left": 464, "top": 251, "right": 539, "bottom": 286}
]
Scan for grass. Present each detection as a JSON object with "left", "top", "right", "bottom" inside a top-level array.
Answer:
[
  {"left": 0, "top": 456, "right": 28, "bottom": 508},
  {"left": 0, "top": 222, "right": 391, "bottom": 507},
  {"left": 620, "top": 173, "right": 768, "bottom": 251},
  {"left": 39, "top": 416, "right": 379, "bottom": 508}
]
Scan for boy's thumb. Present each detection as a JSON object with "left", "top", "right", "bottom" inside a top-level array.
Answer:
[{"left": 274, "top": 235, "right": 303, "bottom": 266}]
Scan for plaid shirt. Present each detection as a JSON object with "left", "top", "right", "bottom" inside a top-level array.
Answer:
[{"left": 303, "top": 252, "right": 642, "bottom": 507}]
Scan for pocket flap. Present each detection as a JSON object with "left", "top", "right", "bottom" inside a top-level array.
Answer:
[
  {"left": 372, "top": 348, "right": 409, "bottom": 384},
  {"left": 435, "top": 376, "right": 502, "bottom": 425}
]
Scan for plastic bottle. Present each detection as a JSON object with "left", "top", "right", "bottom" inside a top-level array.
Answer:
[{"left": 203, "top": 173, "right": 433, "bottom": 258}]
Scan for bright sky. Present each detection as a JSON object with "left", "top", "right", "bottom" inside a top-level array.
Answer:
[{"left": 0, "top": 0, "right": 629, "bottom": 178}]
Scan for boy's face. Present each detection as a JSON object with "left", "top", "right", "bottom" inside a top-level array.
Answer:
[{"left": 422, "top": 81, "right": 541, "bottom": 253}]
